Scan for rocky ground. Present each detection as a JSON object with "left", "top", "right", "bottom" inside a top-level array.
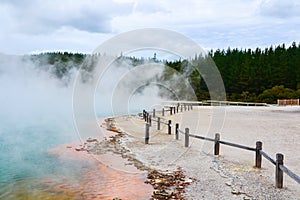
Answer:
[{"left": 76, "top": 118, "right": 194, "bottom": 199}]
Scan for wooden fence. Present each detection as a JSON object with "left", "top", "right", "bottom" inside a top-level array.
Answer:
[
  {"left": 162, "top": 100, "right": 268, "bottom": 107},
  {"left": 277, "top": 99, "right": 299, "bottom": 106},
  {"left": 142, "top": 106, "right": 300, "bottom": 189}
]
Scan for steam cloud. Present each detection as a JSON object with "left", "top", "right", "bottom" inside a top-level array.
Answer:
[{"left": 0, "top": 52, "right": 190, "bottom": 187}]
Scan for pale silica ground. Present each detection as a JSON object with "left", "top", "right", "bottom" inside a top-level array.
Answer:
[{"left": 114, "top": 106, "right": 300, "bottom": 199}]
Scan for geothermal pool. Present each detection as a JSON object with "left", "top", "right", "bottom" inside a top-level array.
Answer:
[{"left": 0, "top": 55, "right": 156, "bottom": 199}]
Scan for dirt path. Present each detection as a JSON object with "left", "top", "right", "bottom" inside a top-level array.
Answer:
[{"left": 114, "top": 106, "right": 300, "bottom": 199}]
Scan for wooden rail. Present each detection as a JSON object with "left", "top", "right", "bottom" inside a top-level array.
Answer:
[
  {"left": 260, "top": 150, "right": 276, "bottom": 165},
  {"left": 277, "top": 99, "right": 299, "bottom": 106},
  {"left": 162, "top": 100, "right": 269, "bottom": 107},
  {"left": 205, "top": 100, "right": 268, "bottom": 106},
  {"left": 142, "top": 106, "right": 300, "bottom": 189},
  {"left": 177, "top": 128, "right": 300, "bottom": 189},
  {"left": 280, "top": 164, "right": 300, "bottom": 184},
  {"left": 218, "top": 140, "right": 256, "bottom": 151}
]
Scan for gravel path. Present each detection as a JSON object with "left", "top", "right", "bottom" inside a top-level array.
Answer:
[{"left": 114, "top": 106, "right": 300, "bottom": 199}]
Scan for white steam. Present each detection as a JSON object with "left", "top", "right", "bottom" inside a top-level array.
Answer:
[
  {"left": 0, "top": 54, "right": 75, "bottom": 131},
  {"left": 0, "top": 54, "right": 79, "bottom": 188}
]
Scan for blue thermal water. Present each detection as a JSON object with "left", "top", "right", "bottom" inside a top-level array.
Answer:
[
  {"left": 0, "top": 55, "right": 85, "bottom": 198},
  {"left": 1, "top": 128, "right": 49, "bottom": 185},
  {"left": 0, "top": 123, "right": 77, "bottom": 190}
]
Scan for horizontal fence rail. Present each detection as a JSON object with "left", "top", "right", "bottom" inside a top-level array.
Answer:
[
  {"left": 218, "top": 140, "right": 256, "bottom": 151},
  {"left": 178, "top": 128, "right": 185, "bottom": 135},
  {"left": 280, "top": 165, "right": 300, "bottom": 184},
  {"left": 188, "top": 133, "right": 215, "bottom": 142},
  {"left": 162, "top": 100, "right": 269, "bottom": 106},
  {"left": 160, "top": 120, "right": 169, "bottom": 126},
  {"left": 260, "top": 150, "right": 276, "bottom": 165},
  {"left": 204, "top": 100, "right": 268, "bottom": 107},
  {"left": 141, "top": 106, "right": 300, "bottom": 190}
]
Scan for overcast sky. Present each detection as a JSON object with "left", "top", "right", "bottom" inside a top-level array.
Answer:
[{"left": 1, "top": 0, "right": 299, "bottom": 55}]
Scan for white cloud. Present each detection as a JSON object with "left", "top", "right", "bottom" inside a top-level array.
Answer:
[
  {"left": 0, "top": 0, "right": 133, "bottom": 54},
  {"left": 112, "top": 0, "right": 264, "bottom": 37},
  {"left": 0, "top": 0, "right": 299, "bottom": 54},
  {"left": 3, "top": 27, "right": 114, "bottom": 55},
  {"left": 113, "top": 0, "right": 300, "bottom": 50},
  {"left": 1, "top": 0, "right": 133, "bottom": 34},
  {"left": 258, "top": 0, "right": 300, "bottom": 18}
]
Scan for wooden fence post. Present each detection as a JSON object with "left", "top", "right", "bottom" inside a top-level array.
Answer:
[
  {"left": 184, "top": 104, "right": 187, "bottom": 111},
  {"left": 153, "top": 109, "right": 156, "bottom": 118},
  {"left": 175, "top": 123, "right": 179, "bottom": 140},
  {"left": 149, "top": 115, "right": 152, "bottom": 126},
  {"left": 185, "top": 128, "right": 189, "bottom": 147},
  {"left": 143, "top": 110, "right": 146, "bottom": 120},
  {"left": 191, "top": 105, "right": 193, "bottom": 110},
  {"left": 177, "top": 105, "right": 179, "bottom": 113},
  {"left": 162, "top": 108, "right": 165, "bottom": 116},
  {"left": 255, "top": 141, "right": 262, "bottom": 168},
  {"left": 145, "top": 123, "right": 150, "bottom": 144},
  {"left": 276, "top": 153, "right": 284, "bottom": 188},
  {"left": 181, "top": 105, "right": 183, "bottom": 112},
  {"left": 157, "top": 117, "right": 160, "bottom": 130},
  {"left": 146, "top": 112, "right": 149, "bottom": 123},
  {"left": 170, "top": 107, "right": 172, "bottom": 115},
  {"left": 214, "top": 133, "right": 220, "bottom": 155},
  {"left": 168, "top": 120, "right": 172, "bottom": 135},
  {"left": 144, "top": 111, "right": 147, "bottom": 121}
]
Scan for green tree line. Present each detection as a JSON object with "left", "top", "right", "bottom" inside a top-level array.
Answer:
[
  {"left": 30, "top": 42, "right": 300, "bottom": 104},
  {"left": 164, "top": 42, "right": 300, "bottom": 103},
  {"left": 211, "top": 42, "right": 300, "bottom": 103}
]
